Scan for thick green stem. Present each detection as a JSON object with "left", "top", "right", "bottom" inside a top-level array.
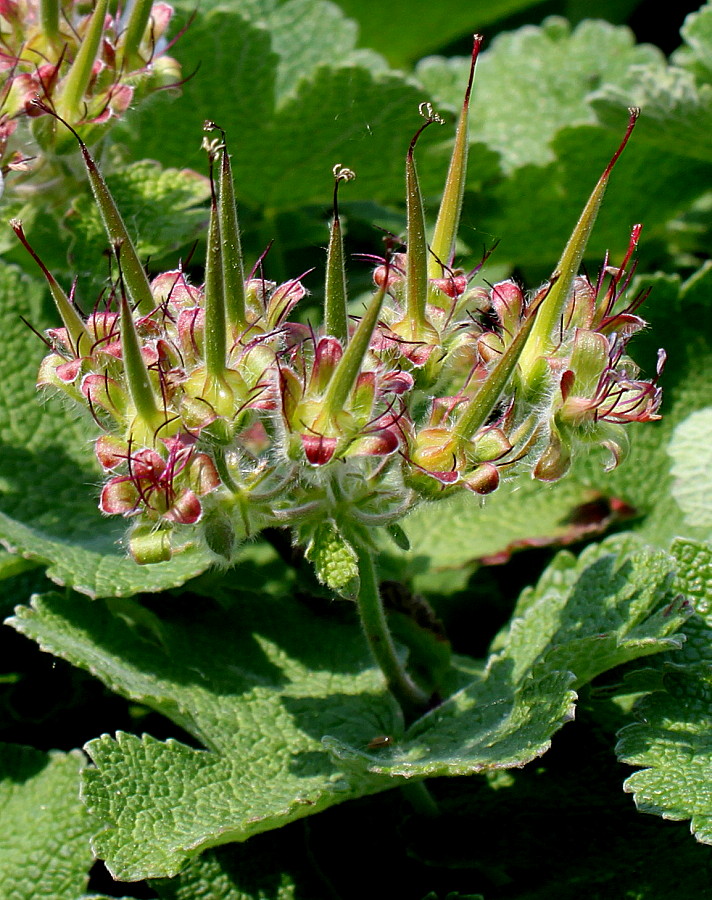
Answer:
[
  {"left": 400, "top": 781, "right": 439, "bottom": 817},
  {"left": 355, "top": 544, "right": 430, "bottom": 719}
]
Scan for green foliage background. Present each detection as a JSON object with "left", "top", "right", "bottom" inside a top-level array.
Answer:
[{"left": 1, "top": 1, "right": 712, "bottom": 897}]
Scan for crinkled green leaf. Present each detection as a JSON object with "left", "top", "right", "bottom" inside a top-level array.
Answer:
[
  {"left": 0, "top": 261, "right": 212, "bottom": 597},
  {"left": 667, "top": 537, "right": 712, "bottom": 664},
  {"left": 668, "top": 408, "right": 712, "bottom": 529},
  {"left": 419, "top": 19, "right": 712, "bottom": 274},
  {"left": 592, "top": 62, "right": 712, "bottom": 166},
  {"left": 150, "top": 835, "right": 317, "bottom": 900},
  {"left": 674, "top": 1, "right": 712, "bottom": 79},
  {"left": 418, "top": 17, "right": 662, "bottom": 174},
  {"left": 326, "top": 535, "right": 687, "bottom": 779},
  {"left": 614, "top": 539, "right": 712, "bottom": 843},
  {"left": 7, "top": 588, "right": 400, "bottom": 881},
  {"left": 467, "top": 122, "right": 712, "bottom": 273},
  {"left": 267, "top": 0, "right": 381, "bottom": 101},
  {"left": 618, "top": 662, "right": 712, "bottom": 844},
  {"left": 387, "top": 475, "right": 615, "bottom": 594},
  {"left": 118, "top": 3, "right": 429, "bottom": 210},
  {"left": 0, "top": 743, "right": 93, "bottom": 899}
]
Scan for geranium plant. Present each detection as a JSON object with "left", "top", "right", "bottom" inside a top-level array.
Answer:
[{"left": 1, "top": 2, "right": 712, "bottom": 898}]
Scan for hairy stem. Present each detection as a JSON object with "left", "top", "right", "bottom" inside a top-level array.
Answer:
[{"left": 355, "top": 543, "right": 430, "bottom": 719}]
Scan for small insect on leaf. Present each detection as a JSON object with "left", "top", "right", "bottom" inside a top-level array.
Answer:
[{"left": 367, "top": 735, "right": 393, "bottom": 750}]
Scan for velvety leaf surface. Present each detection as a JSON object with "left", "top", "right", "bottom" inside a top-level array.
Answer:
[
  {"left": 0, "top": 743, "right": 93, "bottom": 899},
  {"left": 7, "top": 588, "right": 399, "bottom": 881},
  {"left": 618, "top": 662, "right": 712, "bottom": 844},
  {"left": 325, "top": 535, "right": 687, "bottom": 779},
  {"left": 667, "top": 537, "right": 712, "bottom": 664},
  {"left": 616, "top": 539, "right": 712, "bottom": 843},
  {"left": 668, "top": 408, "right": 712, "bottom": 530},
  {"left": 418, "top": 17, "right": 662, "bottom": 173},
  {"left": 7, "top": 534, "right": 686, "bottom": 879},
  {"left": 592, "top": 62, "right": 712, "bottom": 165},
  {"left": 388, "top": 474, "right": 616, "bottom": 594},
  {"left": 592, "top": 4, "right": 712, "bottom": 163},
  {"left": 0, "top": 261, "right": 213, "bottom": 597},
  {"left": 118, "top": 2, "right": 430, "bottom": 209},
  {"left": 674, "top": 0, "right": 712, "bottom": 79},
  {"left": 419, "top": 19, "right": 712, "bottom": 273}
]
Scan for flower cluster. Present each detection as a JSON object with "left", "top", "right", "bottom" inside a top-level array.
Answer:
[
  {"left": 18, "top": 38, "right": 662, "bottom": 592},
  {"left": 0, "top": 0, "right": 180, "bottom": 172}
]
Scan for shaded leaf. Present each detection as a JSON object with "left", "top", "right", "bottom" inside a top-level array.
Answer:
[
  {"left": 418, "top": 17, "right": 662, "bottom": 174},
  {"left": 326, "top": 535, "right": 687, "bottom": 779},
  {"left": 615, "top": 539, "right": 712, "bottom": 844},
  {"left": 668, "top": 407, "right": 712, "bottom": 530},
  {"left": 387, "top": 475, "right": 618, "bottom": 595},
  {"left": 0, "top": 743, "right": 93, "bottom": 899},
  {"left": 326, "top": 0, "right": 549, "bottom": 67},
  {"left": 618, "top": 662, "right": 712, "bottom": 845},
  {"left": 7, "top": 588, "right": 399, "bottom": 880},
  {"left": 118, "top": 4, "right": 429, "bottom": 210}
]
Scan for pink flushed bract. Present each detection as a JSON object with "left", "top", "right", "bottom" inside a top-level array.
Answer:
[{"left": 19, "top": 39, "right": 662, "bottom": 577}]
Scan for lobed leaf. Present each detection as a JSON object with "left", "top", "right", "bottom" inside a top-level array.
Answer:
[
  {"left": 618, "top": 662, "right": 712, "bottom": 845},
  {"left": 615, "top": 539, "right": 712, "bottom": 843},
  {"left": 118, "top": 3, "right": 429, "bottom": 209},
  {"left": 418, "top": 17, "right": 662, "bottom": 174},
  {"left": 325, "top": 535, "right": 687, "bottom": 779},
  {"left": 7, "top": 587, "right": 399, "bottom": 880}
]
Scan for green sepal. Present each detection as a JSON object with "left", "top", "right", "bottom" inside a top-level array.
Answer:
[
  {"left": 305, "top": 521, "right": 360, "bottom": 600},
  {"left": 568, "top": 329, "right": 608, "bottom": 395},
  {"left": 203, "top": 507, "right": 237, "bottom": 562},
  {"left": 385, "top": 522, "right": 410, "bottom": 551}
]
